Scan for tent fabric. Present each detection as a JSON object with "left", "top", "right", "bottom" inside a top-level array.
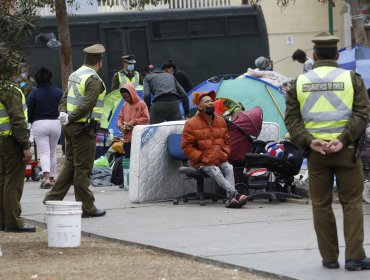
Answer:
[
  {"left": 216, "top": 76, "right": 287, "bottom": 138},
  {"left": 338, "top": 45, "right": 370, "bottom": 88}
]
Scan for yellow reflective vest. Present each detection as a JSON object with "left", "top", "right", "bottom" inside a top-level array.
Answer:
[
  {"left": 0, "top": 85, "right": 28, "bottom": 137},
  {"left": 66, "top": 65, "right": 106, "bottom": 122},
  {"left": 297, "top": 66, "right": 354, "bottom": 140},
  {"left": 118, "top": 71, "right": 140, "bottom": 87}
]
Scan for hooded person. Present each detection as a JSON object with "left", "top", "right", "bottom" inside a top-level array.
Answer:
[{"left": 117, "top": 82, "right": 150, "bottom": 158}]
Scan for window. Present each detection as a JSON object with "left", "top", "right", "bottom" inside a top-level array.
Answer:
[{"left": 189, "top": 18, "right": 225, "bottom": 37}]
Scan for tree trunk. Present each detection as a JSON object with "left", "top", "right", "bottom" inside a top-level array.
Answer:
[
  {"left": 55, "top": 0, "right": 73, "bottom": 90},
  {"left": 350, "top": 0, "right": 369, "bottom": 46}
]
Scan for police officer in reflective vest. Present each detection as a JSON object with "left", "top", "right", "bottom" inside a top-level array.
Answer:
[
  {"left": 0, "top": 74, "right": 35, "bottom": 232},
  {"left": 111, "top": 54, "right": 142, "bottom": 91},
  {"left": 285, "top": 32, "right": 370, "bottom": 271},
  {"left": 44, "top": 44, "right": 107, "bottom": 218}
]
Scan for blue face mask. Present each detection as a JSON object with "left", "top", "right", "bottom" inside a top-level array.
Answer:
[
  {"left": 127, "top": 64, "right": 134, "bottom": 71},
  {"left": 265, "top": 65, "right": 272, "bottom": 71}
]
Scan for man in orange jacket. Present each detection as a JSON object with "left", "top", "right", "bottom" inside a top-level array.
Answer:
[{"left": 181, "top": 91, "right": 248, "bottom": 208}]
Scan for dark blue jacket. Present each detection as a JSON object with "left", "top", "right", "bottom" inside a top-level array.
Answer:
[{"left": 26, "top": 86, "right": 63, "bottom": 123}]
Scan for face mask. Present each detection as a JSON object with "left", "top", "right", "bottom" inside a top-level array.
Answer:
[
  {"left": 204, "top": 106, "right": 215, "bottom": 116},
  {"left": 127, "top": 64, "right": 134, "bottom": 71},
  {"left": 265, "top": 65, "right": 272, "bottom": 71},
  {"left": 21, "top": 72, "right": 28, "bottom": 79}
]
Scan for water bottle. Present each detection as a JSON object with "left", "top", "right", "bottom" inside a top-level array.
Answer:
[{"left": 122, "top": 158, "right": 130, "bottom": 191}]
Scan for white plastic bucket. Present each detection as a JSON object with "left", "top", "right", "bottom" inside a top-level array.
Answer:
[{"left": 45, "top": 201, "right": 82, "bottom": 248}]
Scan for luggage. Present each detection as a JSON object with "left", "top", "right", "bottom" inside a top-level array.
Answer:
[{"left": 110, "top": 156, "right": 123, "bottom": 185}]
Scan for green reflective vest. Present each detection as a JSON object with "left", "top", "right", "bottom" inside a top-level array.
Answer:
[
  {"left": 66, "top": 65, "right": 106, "bottom": 122},
  {"left": 297, "top": 66, "right": 353, "bottom": 140},
  {"left": 118, "top": 71, "right": 140, "bottom": 87},
  {"left": 0, "top": 85, "right": 28, "bottom": 137}
]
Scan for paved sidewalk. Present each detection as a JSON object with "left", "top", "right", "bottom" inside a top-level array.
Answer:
[{"left": 21, "top": 181, "right": 370, "bottom": 280}]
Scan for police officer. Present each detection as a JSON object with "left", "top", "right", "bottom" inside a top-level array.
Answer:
[
  {"left": 285, "top": 32, "right": 370, "bottom": 271},
  {"left": 0, "top": 64, "right": 35, "bottom": 232},
  {"left": 44, "top": 44, "right": 107, "bottom": 218},
  {"left": 111, "top": 54, "right": 142, "bottom": 91}
]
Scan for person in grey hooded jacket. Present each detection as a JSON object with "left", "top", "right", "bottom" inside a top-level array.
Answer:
[{"left": 143, "top": 65, "right": 189, "bottom": 124}]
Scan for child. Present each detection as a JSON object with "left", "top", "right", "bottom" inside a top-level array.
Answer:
[{"left": 116, "top": 82, "right": 150, "bottom": 158}]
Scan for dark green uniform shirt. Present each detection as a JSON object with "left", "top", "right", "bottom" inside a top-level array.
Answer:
[
  {"left": 285, "top": 60, "right": 370, "bottom": 148},
  {"left": 59, "top": 72, "right": 105, "bottom": 123},
  {"left": 0, "top": 83, "right": 30, "bottom": 150}
]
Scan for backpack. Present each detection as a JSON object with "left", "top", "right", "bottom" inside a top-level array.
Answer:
[{"left": 110, "top": 156, "right": 123, "bottom": 185}]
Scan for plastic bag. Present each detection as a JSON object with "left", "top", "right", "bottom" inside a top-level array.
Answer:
[{"left": 93, "top": 156, "right": 109, "bottom": 168}]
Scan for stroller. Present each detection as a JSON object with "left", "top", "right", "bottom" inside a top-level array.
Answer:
[
  {"left": 24, "top": 141, "right": 41, "bottom": 182},
  {"left": 223, "top": 104, "right": 303, "bottom": 202},
  {"left": 240, "top": 139, "right": 304, "bottom": 202}
]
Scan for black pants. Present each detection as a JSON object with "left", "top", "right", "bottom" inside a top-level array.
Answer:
[{"left": 149, "top": 100, "right": 182, "bottom": 124}]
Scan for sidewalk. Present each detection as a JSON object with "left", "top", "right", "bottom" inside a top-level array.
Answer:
[{"left": 21, "top": 181, "right": 370, "bottom": 280}]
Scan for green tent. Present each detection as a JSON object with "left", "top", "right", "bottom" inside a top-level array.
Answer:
[{"left": 217, "top": 76, "right": 287, "bottom": 138}]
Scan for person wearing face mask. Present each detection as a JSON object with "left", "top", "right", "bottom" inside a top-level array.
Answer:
[
  {"left": 111, "top": 54, "right": 142, "bottom": 91},
  {"left": 181, "top": 91, "right": 248, "bottom": 208},
  {"left": 254, "top": 56, "right": 273, "bottom": 71},
  {"left": 15, "top": 63, "right": 35, "bottom": 97},
  {"left": 43, "top": 44, "right": 107, "bottom": 218},
  {"left": 0, "top": 50, "right": 35, "bottom": 232}
]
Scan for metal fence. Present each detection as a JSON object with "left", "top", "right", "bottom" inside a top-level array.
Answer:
[{"left": 38, "top": 0, "right": 238, "bottom": 16}]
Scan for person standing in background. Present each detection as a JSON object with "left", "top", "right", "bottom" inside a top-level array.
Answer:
[
  {"left": 143, "top": 65, "right": 189, "bottom": 124},
  {"left": 111, "top": 54, "right": 142, "bottom": 91},
  {"left": 117, "top": 82, "right": 149, "bottom": 159},
  {"left": 44, "top": 44, "right": 107, "bottom": 218},
  {"left": 27, "top": 67, "right": 63, "bottom": 189},
  {"left": 0, "top": 59, "right": 35, "bottom": 232},
  {"left": 161, "top": 60, "right": 193, "bottom": 93},
  {"left": 292, "top": 49, "right": 314, "bottom": 73}
]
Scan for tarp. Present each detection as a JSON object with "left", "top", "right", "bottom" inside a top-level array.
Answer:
[
  {"left": 338, "top": 45, "right": 370, "bottom": 88},
  {"left": 100, "top": 86, "right": 143, "bottom": 136},
  {"left": 217, "top": 76, "right": 287, "bottom": 138}
]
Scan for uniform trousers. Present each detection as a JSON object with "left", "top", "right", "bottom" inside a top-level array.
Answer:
[
  {"left": 0, "top": 136, "right": 26, "bottom": 229},
  {"left": 44, "top": 123, "right": 97, "bottom": 214},
  {"left": 308, "top": 146, "right": 366, "bottom": 262}
]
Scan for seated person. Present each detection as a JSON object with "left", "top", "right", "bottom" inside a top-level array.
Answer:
[
  {"left": 181, "top": 91, "right": 248, "bottom": 208},
  {"left": 117, "top": 82, "right": 150, "bottom": 158}
]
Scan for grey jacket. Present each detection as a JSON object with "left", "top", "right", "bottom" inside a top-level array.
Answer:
[{"left": 143, "top": 69, "right": 189, "bottom": 114}]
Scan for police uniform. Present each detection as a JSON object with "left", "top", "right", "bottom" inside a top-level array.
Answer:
[
  {"left": 285, "top": 32, "right": 370, "bottom": 269},
  {"left": 111, "top": 54, "right": 142, "bottom": 91},
  {"left": 0, "top": 83, "right": 35, "bottom": 231},
  {"left": 44, "top": 44, "right": 107, "bottom": 217}
]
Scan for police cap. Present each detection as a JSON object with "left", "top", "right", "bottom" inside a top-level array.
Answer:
[
  {"left": 83, "top": 44, "right": 105, "bottom": 57},
  {"left": 312, "top": 32, "right": 339, "bottom": 48},
  {"left": 121, "top": 54, "right": 136, "bottom": 64}
]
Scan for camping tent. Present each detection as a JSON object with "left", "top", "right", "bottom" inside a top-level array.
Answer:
[
  {"left": 217, "top": 76, "right": 287, "bottom": 138},
  {"left": 338, "top": 45, "right": 370, "bottom": 88}
]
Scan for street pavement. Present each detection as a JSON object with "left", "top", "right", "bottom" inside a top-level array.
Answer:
[{"left": 21, "top": 181, "right": 370, "bottom": 280}]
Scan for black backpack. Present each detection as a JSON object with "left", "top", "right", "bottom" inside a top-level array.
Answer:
[{"left": 110, "top": 156, "right": 123, "bottom": 185}]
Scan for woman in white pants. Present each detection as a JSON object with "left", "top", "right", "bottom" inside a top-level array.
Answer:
[{"left": 27, "top": 67, "right": 63, "bottom": 188}]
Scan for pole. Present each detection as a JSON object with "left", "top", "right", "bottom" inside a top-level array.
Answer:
[
  {"left": 264, "top": 85, "right": 284, "bottom": 121},
  {"left": 328, "top": 1, "right": 334, "bottom": 34}
]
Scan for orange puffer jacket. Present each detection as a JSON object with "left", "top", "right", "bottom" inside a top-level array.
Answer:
[{"left": 181, "top": 113, "right": 231, "bottom": 168}]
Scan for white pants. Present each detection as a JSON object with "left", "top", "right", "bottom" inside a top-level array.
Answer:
[{"left": 31, "top": 120, "right": 61, "bottom": 177}]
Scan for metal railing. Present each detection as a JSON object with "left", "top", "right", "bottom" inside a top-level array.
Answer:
[{"left": 38, "top": 0, "right": 238, "bottom": 16}]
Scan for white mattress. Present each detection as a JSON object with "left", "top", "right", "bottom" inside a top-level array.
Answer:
[
  {"left": 129, "top": 121, "right": 215, "bottom": 203},
  {"left": 129, "top": 121, "right": 280, "bottom": 203},
  {"left": 257, "top": 122, "right": 280, "bottom": 142}
]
